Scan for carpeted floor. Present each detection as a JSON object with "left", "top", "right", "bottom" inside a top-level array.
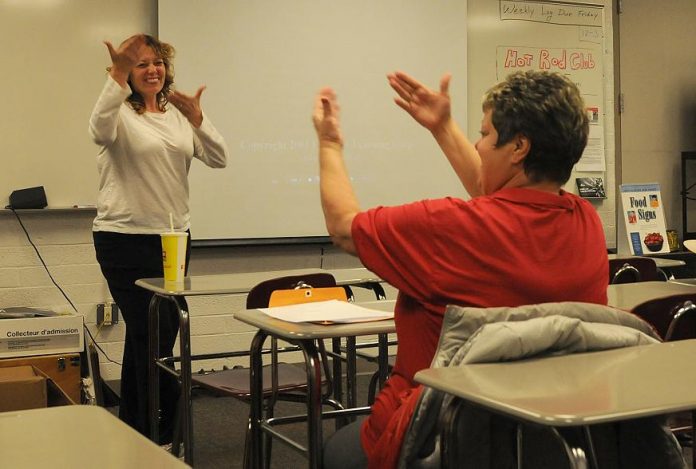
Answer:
[{"left": 106, "top": 373, "right": 694, "bottom": 469}]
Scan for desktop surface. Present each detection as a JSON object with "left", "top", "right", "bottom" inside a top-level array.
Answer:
[{"left": 415, "top": 340, "right": 696, "bottom": 426}]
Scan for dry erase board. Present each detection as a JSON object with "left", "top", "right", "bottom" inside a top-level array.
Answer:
[
  {"left": 1, "top": 0, "right": 615, "bottom": 246},
  {"left": 0, "top": 0, "right": 156, "bottom": 209},
  {"left": 159, "top": 0, "right": 468, "bottom": 241}
]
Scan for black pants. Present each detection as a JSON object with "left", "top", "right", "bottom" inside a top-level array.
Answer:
[
  {"left": 323, "top": 417, "right": 368, "bottom": 469},
  {"left": 93, "top": 230, "right": 191, "bottom": 444}
]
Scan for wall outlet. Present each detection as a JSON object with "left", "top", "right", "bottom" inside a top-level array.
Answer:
[
  {"left": 96, "top": 303, "right": 112, "bottom": 326},
  {"left": 110, "top": 302, "right": 119, "bottom": 324}
]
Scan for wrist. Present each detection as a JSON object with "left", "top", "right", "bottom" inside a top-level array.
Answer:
[
  {"left": 431, "top": 116, "right": 454, "bottom": 139},
  {"left": 191, "top": 113, "right": 203, "bottom": 128},
  {"left": 319, "top": 139, "right": 343, "bottom": 150},
  {"left": 109, "top": 67, "right": 130, "bottom": 88}
]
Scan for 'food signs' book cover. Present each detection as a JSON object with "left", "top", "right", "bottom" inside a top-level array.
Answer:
[{"left": 620, "top": 183, "right": 670, "bottom": 255}]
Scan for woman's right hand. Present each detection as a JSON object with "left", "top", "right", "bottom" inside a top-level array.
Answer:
[
  {"left": 387, "top": 71, "right": 452, "bottom": 133},
  {"left": 104, "top": 34, "right": 146, "bottom": 86}
]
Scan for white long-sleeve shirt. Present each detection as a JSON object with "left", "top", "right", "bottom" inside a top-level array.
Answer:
[{"left": 88, "top": 76, "right": 228, "bottom": 234}]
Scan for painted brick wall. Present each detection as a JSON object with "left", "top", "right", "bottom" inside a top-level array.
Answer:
[{"left": 0, "top": 210, "right": 393, "bottom": 383}]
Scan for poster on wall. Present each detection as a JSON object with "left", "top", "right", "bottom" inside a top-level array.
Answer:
[
  {"left": 496, "top": 1, "right": 606, "bottom": 171},
  {"left": 619, "top": 183, "right": 670, "bottom": 255}
]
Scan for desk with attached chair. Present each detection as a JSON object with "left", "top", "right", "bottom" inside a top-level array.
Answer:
[
  {"left": 415, "top": 340, "right": 696, "bottom": 468},
  {"left": 136, "top": 268, "right": 389, "bottom": 465},
  {"left": 235, "top": 300, "right": 396, "bottom": 469}
]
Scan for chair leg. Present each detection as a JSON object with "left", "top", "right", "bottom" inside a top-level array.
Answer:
[
  {"left": 243, "top": 415, "right": 252, "bottom": 469},
  {"left": 243, "top": 407, "right": 272, "bottom": 469},
  {"left": 171, "top": 394, "right": 183, "bottom": 456},
  {"left": 367, "top": 371, "right": 379, "bottom": 406},
  {"left": 264, "top": 401, "right": 274, "bottom": 468}
]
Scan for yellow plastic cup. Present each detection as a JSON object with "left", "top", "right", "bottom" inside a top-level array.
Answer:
[{"left": 160, "top": 232, "right": 188, "bottom": 283}]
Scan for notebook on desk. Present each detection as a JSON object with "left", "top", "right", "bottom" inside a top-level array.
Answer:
[{"left": 259, "top": 300, "right": 394, "bottom": 324}]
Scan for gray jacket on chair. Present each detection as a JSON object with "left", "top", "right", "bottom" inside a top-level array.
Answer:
[{"left": 398, "top": 302, "right": 687, "bottom": 469}]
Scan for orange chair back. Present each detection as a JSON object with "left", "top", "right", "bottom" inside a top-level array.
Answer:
[{"left": 269, "top": 286, "right": 347, "bottom": 307}]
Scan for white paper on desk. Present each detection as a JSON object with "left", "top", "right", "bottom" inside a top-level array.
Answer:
[{"left": 259, "top": 300, "right": 394, "bottom": 324}]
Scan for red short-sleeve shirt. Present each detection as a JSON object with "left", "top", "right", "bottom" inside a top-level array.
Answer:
[{"left": 351, "top": 188, "right": 608, "bottom": 460}]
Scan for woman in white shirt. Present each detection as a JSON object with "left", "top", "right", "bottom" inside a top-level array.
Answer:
[{"left": 89, "top": 34, "right": 228, "bottom": 444}]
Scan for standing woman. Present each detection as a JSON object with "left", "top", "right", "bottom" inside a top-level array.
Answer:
[{"left": 89, "top": 34, "right": 228, "bottom": 444}]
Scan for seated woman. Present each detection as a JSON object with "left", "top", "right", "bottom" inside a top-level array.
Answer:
[{"left": 312, "top": 70, "right": 608, "bottom": 468}]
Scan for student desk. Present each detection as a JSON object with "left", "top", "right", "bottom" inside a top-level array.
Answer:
[
  {"left": 136, "top": 267, "right": 386, "bottom": 465},
  {"left": 415, "top": 339, "right": 696, "bottom": 468},
  {"left": 607, "top": 280, "right": 696, "bottom": 311},
  {"left": 2, "top": 405, "right": 188, "bottom": 468},
  {"left": 235, "top": 300, "right": 396, "bottom": 469},
  {"left": 608, "top": 253, "right": 686, "bottom": 269}
]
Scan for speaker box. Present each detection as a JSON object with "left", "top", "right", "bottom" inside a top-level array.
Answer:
[{"left": 8, "top": 186, "right": 47, "bottom": 209}]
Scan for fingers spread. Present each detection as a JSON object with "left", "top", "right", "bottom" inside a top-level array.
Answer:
[
  {"left": 388, "top": 76, "right": 412, "bottom": 102},
  {"left": 393, "top": 98, "right": 410, "bottom": 112},
  {"left": 393, "top": 71, "right": 422, "bottom": 92}
]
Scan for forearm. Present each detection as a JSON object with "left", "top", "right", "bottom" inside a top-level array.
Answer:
[
  {"left": 432, "top": 119, "right": 483, "bottom": 198},
  {"left": 319, "top": 141, "right": 360, "bottom": 255},
  {"left": 88, "top": 76, "right": 130, "bottom": 146},
  {"left": 193, "top": 113, "right": 228, "bottom": 168}
]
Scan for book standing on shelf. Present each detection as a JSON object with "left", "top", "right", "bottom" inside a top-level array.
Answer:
[{"left": 619, "top": 183, "right": 670, "bottom": 255}]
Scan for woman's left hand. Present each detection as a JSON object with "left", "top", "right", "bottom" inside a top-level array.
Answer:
[
  {"left": 312, "top": 87, "right": 343, "bottom": 147},
  {"left": 169, "top": 86, "right": 206, "bottom": 128}
]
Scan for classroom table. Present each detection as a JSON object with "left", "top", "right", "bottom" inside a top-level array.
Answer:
[
  {"left": 608, "top": 253, "right": 686, "bottom": 269},
  {"left": 235, "top": 300, "right": 396, "bottom": 469},
  {"left": 136, "top": 267, "right": 387, "bottom": 465},
  {"left": 607, "top": 280, "right": 696, "bottom": 311},
  {"left": 1, "top": 405, "right": 188, "bottom": 468},
  {"left": 414, "top": 339, "right": 696, "bottom": 468}
]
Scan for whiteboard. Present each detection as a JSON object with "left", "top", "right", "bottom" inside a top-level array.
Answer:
[
  {"left": 1, "top": 0, "right": 614, "bottom": 246},
  {"left": 159, "top": 0, "right": 468, "bottom": 241},
  {"left": 0, "top": 0, "right": 155, "bottom": 210}
]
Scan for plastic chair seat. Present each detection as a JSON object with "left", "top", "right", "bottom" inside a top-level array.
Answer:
[{"left": 192, "top": 363, "right": 328, "bottom": 398}]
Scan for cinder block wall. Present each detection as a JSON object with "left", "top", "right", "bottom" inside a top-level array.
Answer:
[{"left": 0, "top": 210, "right": 392, "bottom": 382}]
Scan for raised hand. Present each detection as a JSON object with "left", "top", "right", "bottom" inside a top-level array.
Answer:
[
  {"left": 104, "top": 34, "right": 146, "bottom": 84},
  {"left": 387, "top": 71, "right": 452, "bottom": 132},
  {"left": 169, "top": 86, "right": 206, "bottom": 128},
  {"left": 312, "top": 87, "right": 343, "bottom": 146}
]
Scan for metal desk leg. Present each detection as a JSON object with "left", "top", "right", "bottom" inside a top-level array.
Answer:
[
  {"left": 581, "top": 427, "right": 599, "bottom": 469},
  {"left": 345, "top": 336, "right": 357, "bottom": 411},
  {"left": 377, "top": 333, "right": 389, "bottom": 388},
  {"left": 297, "top": 339, "right": 323, "bottom": 469},
  {"left": 440, "top": 397, "right": 465, "bottom": 468},
  {"left": 148, "top": 294, "right": 162, "bottom": 443},
  {"left": 548, "top": 427, "right": 588, "bottom": 469},
  {"left": 250, "top": 330, "right": 269, "bottom": 469},
  {"left": 516, "top": 424, "right": 523, "bottom": 469},
  {"left": 171, "top": 297, "right": 194, "bottom": 465},
  {"left": 331, "top": 337, "right": 345, "bottom": 428}
]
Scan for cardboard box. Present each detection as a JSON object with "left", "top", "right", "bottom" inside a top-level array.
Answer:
[
  {"left": 0, "top": 314, "right": 84, "bottom": 359},
  {"left": 0, "top": 366, "right": 74, "bottom": 412},
  {"left": 0, "top": 353, "right": 82, "bottom": 403}
]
